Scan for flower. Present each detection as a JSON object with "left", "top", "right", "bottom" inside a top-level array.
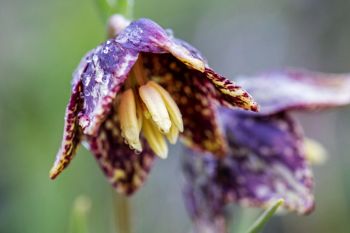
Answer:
[
  {"left": 183, "top": 70, "right": 350, "bottom": 225},
  {"left": 49, "top": 15, "right": 258, "bottom": 195}
]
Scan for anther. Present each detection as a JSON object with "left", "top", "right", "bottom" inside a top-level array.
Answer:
[
  {"left": 139, "top": 82, "right": 171, "bottom": 133},
  {"left": 118, "top": 89, "right": 142, "bottom": 152},
  {"left": 142, "top": 118, "right": 168, "bottom": 159},
  {"left": 148, "top": 81, "right": 184, "bottom": 132}
]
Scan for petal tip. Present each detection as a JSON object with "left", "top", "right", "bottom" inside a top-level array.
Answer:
[
  {"left": 49, "top": 166, "right": 59, "bottom": 180},
  {"left": 250, "top": 102, "right": 260, "bottom": 112}
]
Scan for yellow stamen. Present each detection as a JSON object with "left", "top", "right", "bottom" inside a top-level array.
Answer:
[
  {"left": 118, "top": 89, "right": 142, "bottom": 152},
  {"left": 304, "top": 138, "right": 327, "bottom": 165},
  {"left": 142, "top": 118, "right": 168, "bottom": 159},
  {"left": 166, "top": 124, "right": 179, "bottom": 144},
  {"left": 135, "top": 95, "right": 143, "bottom": 130},
  {"left": 139, "top": 83, "right": 171, "bottom": 133},
  {"left": 148, "top": 81, "right": 184, "bottom": 132}
]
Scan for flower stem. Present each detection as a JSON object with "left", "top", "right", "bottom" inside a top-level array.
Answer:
[
  {"left": 116, "top": 0, "right": 134, "bottom": 19},
  {"left": 95, "top": 0, "right": 134, "bottom": 23},
  {"left": 114, "top": 193, "right": 133, "bottom": 233}
]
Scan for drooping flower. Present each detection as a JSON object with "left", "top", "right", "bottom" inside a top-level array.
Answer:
[
  {"left": 49, "top": 15, "right": 258, "bottom": 195},
  {"left": 183, "top": 70, "right": 350, "bottom": 227}
]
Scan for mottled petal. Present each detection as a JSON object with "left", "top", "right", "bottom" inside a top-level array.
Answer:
[
  {"left": 143, "top": 54, "right": 228, "bottom": 155},
  {"left": 184, "top": 110, "right": 315, "bottom": 215},
  {"left": 176, "top": 79, "right": 228, "bottom": 156},
  {"left": 167, "top": 36, "right": 258, "bottom": 111},
  {"left": 116, "top": 18, "right": 206, "bottom": 71},
  {"left": 165, "top": 39, "right": 206, "bottom": 72},
  {"left": 205, "top": 68, "right": 259, "bottom": 112},
  {"left": 87, "top": 109, "right": 155, "bottom": 195},
  {"left": 78, "top": 40, "right": 139, "bottom": 135},
  {"left": 236, "top": 69, "right": 350, "bottom": 114},
  {"left": 222, "top": 110, "right": 314, "bottom": 214},
  {"left": 171, "top": 38, "right": 208, "bottom": 65},
  {"left": 115, "top": 18, "right": 169, "bottom": 53},
  {"left": 183, "top": 155, "right": 230, "bottom": 232},
  {"left": 50, "top": 81, "right": 83, "bottom": 179}
]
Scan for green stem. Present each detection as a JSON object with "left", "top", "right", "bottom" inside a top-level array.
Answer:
[
  {"left": 94, "top": 0, "right": 134, "bottom": 23},
  {"left": 117, "top": 0, "right": 134, "bottom": 19},
  {"left": 114, "top": 193, "right": 132, "bottom": 233},
  {"left": 69, "top": 196, "right": 91, "bottom": 233}
]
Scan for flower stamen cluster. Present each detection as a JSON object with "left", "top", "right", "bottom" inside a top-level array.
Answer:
[{"left": 118, "top": 58, "right": 183, "bottom": 158}]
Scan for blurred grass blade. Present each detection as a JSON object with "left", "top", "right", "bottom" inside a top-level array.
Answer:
[
  {"left": 69, "top": 196, "right": 92, "bottom": 233},
  {"left": 94, "top": 0, "right": 134, "bottom": 23},
  {"left": 94, "top": 0, "right": 118, "bottom": 23},
  {"left": 245, "top": 199, "right": 284, "bottom": 233}
]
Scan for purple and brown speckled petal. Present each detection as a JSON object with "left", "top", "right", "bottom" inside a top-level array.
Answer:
[
  {"left": 183, "top": 110, "right": 315, "bottom": 215},
  {"left": 164, "top": 33, "right": 258, "bottom": 111},
  {"left": 143, "top": 53, "right": 228, "bottom": 156},
  {"left": 77, "top": 40, "right": 139, "bottom": 135},
  {"left": 115, "top": 18, "right": 206, "bottom": 71},
  {"left": 205, "top": 68, "right": 259, "bottom": 112},
  {"left": 86, "top": 109, "right": 155, "bottom": 195},
  {"left": 171, "top": 38, "right": 208, "bottom": 65},
  {"left": 236, "top": 69, "right": 350, "bottom": 115},
  {"left": 183, "top": 154, "right": 230, "bottom": 233},
  {"left": 221, "top": 111, "right": 314, "bottom": 214},
  {"left": 50, "top": 81, "right": 83, "bottom": 179},
  {"left": 115, "top": 18, "right": 169, "bottom": 53}
]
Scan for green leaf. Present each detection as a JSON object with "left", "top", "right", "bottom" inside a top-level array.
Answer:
[{"left": 245, "top": 199, "right": 284, "bottom": 233}]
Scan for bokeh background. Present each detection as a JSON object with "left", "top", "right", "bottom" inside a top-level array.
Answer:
[{"left": 1, "top": 0, "right": 350, "bottom": 232}]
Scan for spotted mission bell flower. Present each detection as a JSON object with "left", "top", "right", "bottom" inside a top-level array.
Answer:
[
  {"left": 49, "top": 15, "right": 258, "bottom": 195},
  {"left": 183, "top": 70, "right": 350, "bottom": 228}
]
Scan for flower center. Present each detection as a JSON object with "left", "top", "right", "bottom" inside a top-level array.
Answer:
[{"left": 118, "top": 59, "right": 183, "bottom": 158}]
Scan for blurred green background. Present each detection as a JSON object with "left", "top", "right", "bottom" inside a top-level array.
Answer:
[{"left": 1, "top": 0, "right": 350, "bottom": 232}]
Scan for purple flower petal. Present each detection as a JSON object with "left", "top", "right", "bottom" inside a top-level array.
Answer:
[
  {"left": 236, "top": 69, "right": 350, "bottom": 114},
  {"left": 115, "top": 18, "right": 206, "bottom": 71},
  {"left": 184, "top": 110, "right": 315, "bottom": 215},
  {"left": 115, "top": 18, "right": 170, "bottom": 53},
  {"left": 50, "top": 81, "right": 83, "bottom": 179},
  {"left": 87, "top": 108, "right": 156, "bottom": 195},
  {"left": 183, "top": 155, "right": 230, "bottom": 231},
  {"left": 77, "top": 40, "right": 139, "bottom": 135},
  {"left": 222, "top": 111, "right": 314, "bottom": 214},
  {"left": 205, "top": 68, "right": 259, "bottom": 112}
]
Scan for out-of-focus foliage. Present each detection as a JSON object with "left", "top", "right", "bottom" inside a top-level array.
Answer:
[
  {"left": 0, "top": 0, "right": 350, "bottom": 233},
  {"left": 246, "top": 199, "right": 284, "bottom": 233},
  {"left": 69, "top": 196, "right": 91, "bottom": 233}
]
